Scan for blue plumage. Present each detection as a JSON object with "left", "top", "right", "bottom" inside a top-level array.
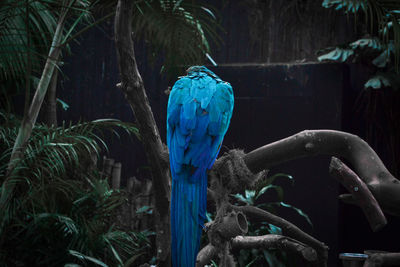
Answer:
[{"left": 167, "top": 66, "right": 234, "bottom": 267}]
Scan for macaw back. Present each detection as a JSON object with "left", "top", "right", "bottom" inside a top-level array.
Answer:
[{"left": 167, "top": 66, "right": 234, "bottom": 267}]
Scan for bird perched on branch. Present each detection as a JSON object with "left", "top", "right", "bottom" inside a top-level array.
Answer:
[{"left": 167, "top": 66, "right": 234, "bottom": 267}]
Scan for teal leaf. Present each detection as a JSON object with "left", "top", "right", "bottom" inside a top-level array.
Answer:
[
  {"left": 68, "top": 250, "right": 108, "bottom": 267},
  {"left": 265, "top": 173, "right": 294, "bottom": 186},
  {"left": 206, "top": 211, "right": 213, "bottom": 222},
  {"left": 268, "top": 224, "right": 282, "bottom": 235},
  {"left": 201, "top": 6, "right": 216, "bottom": 20},
  {"left": 256, "top": 185, "right": 284, "bottom": 202},
  {"left": 56, "top": 98, "right": 70, "bottom": 110},
  {"left": 232, "top": 193, "right": 253, "bottom": 205},
  {"left": 364, "top": 75, "right": 391, "bottom": 89},
  {"left": 278, "top": 202, "right": 313, "bottom": 227},
  {"left": 372, "top": 43, "right": 394, "bottom": 68},
  {"left": 318, "top": 47, "right": 354, "bottom": 62},
  {"left": 245, "top": 190, "right": 256, "bottom": 200},
  {"left": 350, "top": 38, "right": 382, "bottom": 50},
  {"left": 136, "top": 205, "right": 153, "bottom": 214},
  {"left": 245, "top": 255, "right": 260, "bottom": 267}
]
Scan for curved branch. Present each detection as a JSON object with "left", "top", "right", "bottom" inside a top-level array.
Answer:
[
  {"left": 242, "top": 130, "right": 400, "bottom": 216},
  {"left": 329, "top": 157, "right": 387, "bottom": 231},
  {"left": 230, "top": 204, "right": 328, "bottom": 265},
  {"left": 232, "top": 235, "right": 317, "bottom": 262}
]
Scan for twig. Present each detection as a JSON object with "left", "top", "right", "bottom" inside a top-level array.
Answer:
[{"left": 329, "top": 157, "right": 387, "bottom": 232}]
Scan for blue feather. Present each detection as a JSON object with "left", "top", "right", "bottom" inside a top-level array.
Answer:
[{"left": 167, "top": 66, "right": 234, "bottom": 267}]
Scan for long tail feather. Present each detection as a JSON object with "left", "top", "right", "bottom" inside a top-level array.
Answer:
[{"left": 171, "top": 170, "right": 207, "bottom": 267}]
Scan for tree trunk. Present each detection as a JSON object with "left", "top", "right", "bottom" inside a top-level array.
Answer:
[
  {"left": 114, "top": 1, "right": 171, "bottom": 265},
  {"left": 43, "top": 68, "right": 59, "bottom": 127}
]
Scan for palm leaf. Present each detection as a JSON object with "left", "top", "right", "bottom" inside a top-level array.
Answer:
[
  {"left": 132, "top": 0, "right": 222, "bottom": 75},
  {"left": 0, "top": 111, "right": 147, "bottom": 265}
]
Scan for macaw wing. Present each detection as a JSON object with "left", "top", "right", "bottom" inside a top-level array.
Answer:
[{"left": 167, "top": 76, "right": 234, "bottom": 182}]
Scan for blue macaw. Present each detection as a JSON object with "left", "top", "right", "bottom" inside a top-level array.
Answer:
[{"left": 167, "top": 66, "right": 234, "bottom": 267}]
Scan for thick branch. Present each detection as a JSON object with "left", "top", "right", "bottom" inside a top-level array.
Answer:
[
  {"left": 363, "top": 253, "right": 400, "bottom": 267},
  {"left": 196, "top": 234, "right": 318, "bottom": 266},
  {"left": 196, "top": 244, "right": 218, "bottom": 267},
  {"left": 114, "top": 0, "right": 170, "bottom": 263},
  {"left": 232, "top": 235, "right": 317, "bottom": 262},
  {"left": 242, "top": 130, "right": 400, "bottom": 216},
  {"left": 329, "top": 157, "right": 387, "bottom": 231},
  {"left": 230, "top": 204, "right": 328, "bottom": 265}
]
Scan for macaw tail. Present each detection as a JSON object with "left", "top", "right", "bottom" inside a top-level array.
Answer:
[{"left": 171, "top": 169, "right": 207, "bottom": 267}]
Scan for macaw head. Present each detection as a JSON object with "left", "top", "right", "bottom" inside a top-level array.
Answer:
[{"left": 186, "top": 65, "right": 217, "bottom": 79}]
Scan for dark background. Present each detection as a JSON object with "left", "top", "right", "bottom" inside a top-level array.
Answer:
[{"left": 51, "top": 1, "right": 399, "bottom": 266}]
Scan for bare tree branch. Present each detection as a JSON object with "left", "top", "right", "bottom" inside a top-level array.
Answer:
[
  {"left": 232, "top": 234, "right": 317, "bottom": 262},
  {"left": 114, "top": 0, "right": 171, "bottom": 264},
  {"left": 329, "top": 157, "right": 387, "bottom": 231},
  {"left": 242, "top": 130, "right": 400, "bottom": 216},
  {"left": 196, "top": 234, "right": 318, "bottom": 267}
]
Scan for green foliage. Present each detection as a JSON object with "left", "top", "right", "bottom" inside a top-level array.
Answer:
[
  {"left": 1, "top": 116, "right": 140, "bottom": 182},
  {"left": 0, "top": 0, "right": 93, "bottom": 83},
  {"left": 321, "top": 0, "right": 400, "bottom": 72},
  {"left": 132, "top": 0, "right": 221, "bottom": 75},
  {"left": 232, "top": 173, "right": 312, "bottom": 267},
  {"left": 0, "top": 111, "right": 148, "bottom": 266},
  {"left": 0, "top": 0, "right": 98, "bottom": 114},
  {"left": 318, "top": 36, "right": 400, "bottom": 89}
]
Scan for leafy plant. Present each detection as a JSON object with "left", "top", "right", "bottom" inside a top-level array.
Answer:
[
  {"left": 132, "top": 0, "right": 222, "bottom": 75},
  {"left": 0, "top": 111, "right": 150, "bottom": 266},
  {"left": 0, "top": 0, "right": 95, "bottom": 105},
  {"left": 319, "top": 1, "right": 400, "bottom": 177},
  {"left": 319, "top": 0, "right": 400, "bottom": 89},
  {"left": 322, "top": 0, "right": 400, "bottom": 68},
  {"left": 231, "top": 173, "right": 312, "bottom": 267}
]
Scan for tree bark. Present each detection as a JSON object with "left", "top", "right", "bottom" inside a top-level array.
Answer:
[
  {"left": 196, "top": 244, "right": 218, "bottom": 267},
  {"left": 230, "top": 204, "right": 328, "bottom": 265},
  {"left": 43, "top": 68, "right": 59, "bottom": 127},
  {"left": 196, "top": 234, "right": 318, "bottom": 267},
  {"left": 329, "top": 157, "right": 387, "bottom": 231},
  {"left": 232, "top": 235, "right": 317, "bottom": 262},
  {"left": 242, "top": 130, "right": 400, "bottom": 216},
  {"left": 114, "top": 1, "right": 171, "bottom": 265}
]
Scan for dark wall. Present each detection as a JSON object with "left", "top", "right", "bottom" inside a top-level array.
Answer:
[{"left": 207, "top": 0, "right": 358, "bottom": 64}]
